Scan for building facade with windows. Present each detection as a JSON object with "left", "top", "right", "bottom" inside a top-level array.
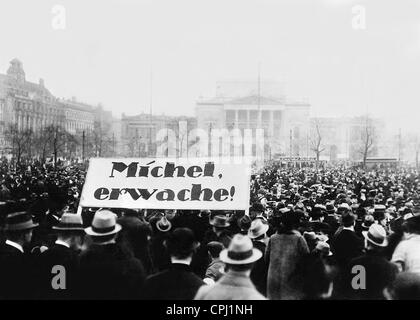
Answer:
[
  {"left": 120, "top": 113, "right": 197, "bottom": 157},
  {"left": 0, "top": 59, "right": 113, "bottom": 156},
  {"left": 60, "top": 98, "right": 95, "bottom": 135},
  {"left": 196, "top": 81, "right": 310, "bottom": 159}
]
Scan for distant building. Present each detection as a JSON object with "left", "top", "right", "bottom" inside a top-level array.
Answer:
[
  {"left": 59, "top": 97, "right": 95, "bottom": 134},
  {"left": 0, "top": 58, "right": 115, "bottom": 157},
  {"left": 0, "top": 59, "right": 65, "bottom": 153},
  {"left": 196, "top": 81, "right": 310, "bottom": 159},
  {"left": 120, "top": 113, "right": 196, "bottom": 157}
]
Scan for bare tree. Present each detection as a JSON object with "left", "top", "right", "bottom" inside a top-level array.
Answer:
[
  {"left": 92, "top": 128, "right": 103, "bottom": 157},
  {"left": 43, "top": 125, "right": 74, "bottom": 167},
  {"left": 125, "top": 136, "right": 137, "bottom": 157},
  {"left": 4, "top": 124, "right": 32, "bottom": 165},
  {"left": 90, "top": 120, "right": 113, "bottom": 157},
  {"left": 33, "top": 126, "right": 53, "bottom": 162},
  {"left": 66, "top": 132, "right": 80, "bottom": 160},
  {"left": 358, "top": 116, "right": 375, "bottom": 168},
  {"left": 310, "top": 120, "right": 325, "bottom": 169}
]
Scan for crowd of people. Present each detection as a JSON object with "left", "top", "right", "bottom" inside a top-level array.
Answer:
[{"left": 1, "top": 157, "right": 420, "bottom": 300}]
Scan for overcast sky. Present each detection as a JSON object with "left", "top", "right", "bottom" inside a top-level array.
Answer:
[{"left": 1, "top": 0, "right": 419, "bottom": 133}]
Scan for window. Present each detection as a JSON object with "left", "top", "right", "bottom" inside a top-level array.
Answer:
[
  {"left": 274, "top": 125, "right": 281, "bottom": 138},
  {"left": 226, "top": 110, "right": 235, "bottom": 122},
  {"left": 249, "top": 110, "right": 258, "bottom": 121},
  {"left": 238, "top": 110, "right": 247, "bottom": 121},
  {"left": 294, "top": 126, "right": 300, "bottom": 139},
  {"left": 262, "top": 110, "right": 270, "bottom": 121}
]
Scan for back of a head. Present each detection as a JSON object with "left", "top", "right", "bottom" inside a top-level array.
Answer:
[
  {"left": 341, "top": 212, "right": 355, "bottom": 228},
  {"left": 166, "top": 227, "right": 198, "bottom": 259},
  {"left": 388, "top": 272, "right": 420, "bottom": 300},
  {"left": 207, "top": 241, "right": 224, "bottom": 259},
  {"left": 403, "top": 215, "right": 420, "bottom": 235},
  {"left": 280, "top": 209, "right": 300, "bottom": 231}
]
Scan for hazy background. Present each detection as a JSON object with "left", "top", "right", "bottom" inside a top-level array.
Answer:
[{"left": 1, "top": 0, "right": 419, "bottom": 133}]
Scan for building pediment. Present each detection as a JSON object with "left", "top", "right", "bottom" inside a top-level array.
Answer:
[{"left": 226, "top": 95, "right": 284, "bottom": 105}]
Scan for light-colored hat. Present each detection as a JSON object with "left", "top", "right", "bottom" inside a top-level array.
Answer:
[
  {"left": 363, "top": 224, "right": 388, "bottom": 247},
  {"left": 85, "top": 210, "right": 121, "bottom": 237},
  {"left": 361, "top": 214, "right": 375, "bottom": 229},
  {"left": 303, "top": 231, "right": 317, "bottom": 241},
  {"left": 53, "top": 213, "right": 84, "bottom": 231},
  {"left": 248, "top": 219, "right": 269, "bottom": 239},
  {"left": 219, "top": 234, "right": 262, "bottom": 265},
  {"left": 405, "top": 201, "right": 414, "bottom": 208},
  {"left": 315, "top": 241, "right": 333, "bottom": 256},
  {"left": 374, "top": 204, "right": 386, "bottom": 212},
  {"left": 156, "top": 216, "right": 172, "bottom": 232},
  {"left": 339, "top": 203, "right": 351, "bottom": 210}
]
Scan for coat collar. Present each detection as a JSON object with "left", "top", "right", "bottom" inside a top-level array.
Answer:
[
  {"left": 5, "top": 240, "right": 24, "bottom": 253},
  {"left": 55, "top": 239, "right": 70, "bottom": 248},
  {"left": 219, "top": 270, "right": 255, "bottom": 289},
  {"left": 170, "top": 263, "right": 193, "bottom": 271}
]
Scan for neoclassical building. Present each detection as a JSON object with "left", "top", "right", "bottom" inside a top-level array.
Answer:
[{"left": 196, "top": 81, "right": 310, "bottom": 158}]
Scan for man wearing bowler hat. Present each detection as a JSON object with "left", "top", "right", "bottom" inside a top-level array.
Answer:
[
  {"left": 142, "top": 227, "right": 204, "bottom": 300},
  {"left": 0, "top": 211, "right": 38, "bottom": 299},
  {"left": 194, "top": 234, "right": 266, "bottom": 300},
  {"left": 78, "top": 209, "right": 146, "bottom": 299}
]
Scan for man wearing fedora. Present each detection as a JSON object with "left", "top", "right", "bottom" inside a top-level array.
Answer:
[
  {"left": 248, "top": 219, "right": 269, "bottom": 296},
  {"left": 0, "top": 211, "right": 39, "bottom": 299},
  {"left": 192, "top": 215, "right": 232, "bottom": 278},
  {"left": 194, "top": 234, "right": 266, "bottom": 300},
  {"left": 37, "top": 212, "right": 85, "bottom": 299},
  {"left": 78, "top": 209, "right": 146, "bottom": 299},
  {"left": 207, "top": 215, "right": 232, "bottom": 247},
  {"left": 142, "top": 227, "right": 204, "bottom": 300},
  {"left": 344, "top": 224, "right": 398, "bottom": 300},
  {"left": 150, "top": 214, "right": 172, "bottom": 272}
]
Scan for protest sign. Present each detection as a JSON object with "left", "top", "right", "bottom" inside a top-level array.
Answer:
[{"left": 79, "top": 158, "right": 250, "bottom": 210}]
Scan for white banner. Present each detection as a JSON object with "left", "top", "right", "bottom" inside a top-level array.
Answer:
[{"left": 80, "top": 158, "right": 250, "bottom": 210}]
